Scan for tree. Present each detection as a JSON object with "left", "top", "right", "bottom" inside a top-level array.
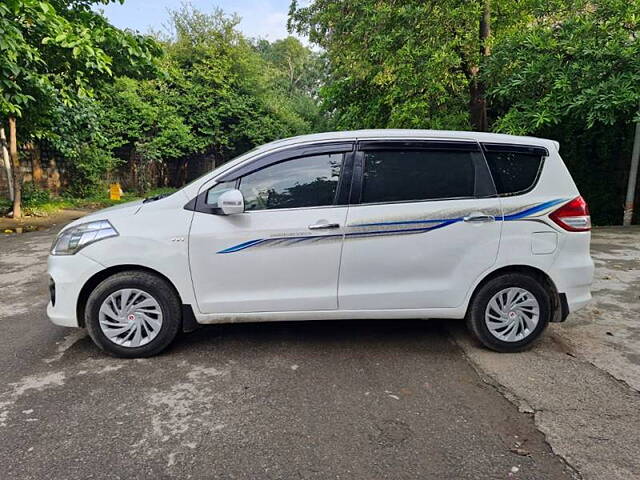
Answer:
[
  {"left": 93, "top": 76, "right": 198, "bottom": 193},
  {"left": 0, "top": 0, "right": 159, "bottom": 217},
  {"left": 255, "top": 36, "right": 325, "bottom": 96},
  {"left": 154, "top": 5, "right": 323, "bottom": 179},
  {"left": 255, "top": 36, "right": 328, "bottom": 133},
  {"left": 288, "top": 0, "right": 534, "bottom": 131},
  {"left": 485, "top": 0, "right": 640, "bottom": 224}
]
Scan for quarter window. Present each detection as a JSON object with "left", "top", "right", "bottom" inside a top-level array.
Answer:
[
  {"left": 238, "top": 153, "right": 343, "bottom": 211},
  {"left": 361, "top": 150, "right": 476, "bottom": 203},
  {"left": 484, "top": 152, "right": 544, "bottom": 196},
  {"left": 205, "top": 182, "right": 235, "bottom": 205}
]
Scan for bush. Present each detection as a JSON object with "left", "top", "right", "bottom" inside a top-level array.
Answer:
[
  {"left": 64, "top": 145, "right": 121, "bottom": 198},
  {"left": 21, "top": 182, "right": 51, "bottom": 207}
]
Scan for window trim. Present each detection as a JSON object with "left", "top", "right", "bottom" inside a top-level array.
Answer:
[
  {"left": 481, "top": 142, "right": 549, "bottom": 157},
  {"left": 216, "top": 142, "right": 354, "bottom": 182},
  {"left": 358, "top": 139, "right": 481, "bottom": 152},
  {"left": 350, "top": 140, "right": 493, "bottom": 207}
]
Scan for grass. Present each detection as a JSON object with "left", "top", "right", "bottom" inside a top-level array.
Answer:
[{"left": 0, "top": 187, "right": 178, "bottom": 217}]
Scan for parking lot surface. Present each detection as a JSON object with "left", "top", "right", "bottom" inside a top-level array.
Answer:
[{"left": 1, "top": 226, "right": 638, "bottom": 479}]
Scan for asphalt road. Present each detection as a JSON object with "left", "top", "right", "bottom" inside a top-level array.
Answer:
[{"left": 1, "top": 226, "right": 638, "bottom": 480}]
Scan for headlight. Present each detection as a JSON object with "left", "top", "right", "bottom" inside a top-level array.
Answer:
[{"left": 51, "top": 220, "right": 118, "bottom": 255}]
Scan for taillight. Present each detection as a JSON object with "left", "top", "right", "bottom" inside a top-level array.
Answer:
[{"left": 549, "top": 196, "right": 591, "bottom": 231}]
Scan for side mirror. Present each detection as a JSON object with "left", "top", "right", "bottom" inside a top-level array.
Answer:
[{"left": 217, "top": 189, "right": 245, "bottom": 215}]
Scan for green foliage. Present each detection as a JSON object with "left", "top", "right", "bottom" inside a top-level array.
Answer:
[
  {"left": 256, "top": 36, "right": 328, "bottom": 132},
  {"left": 0, "top": 0, "right": 160, "bottom": 126},
  {"left": 93, "top": 5, "right": 327, "bottom": 189},
  {"left": 484, "top": 0, "right": 640, "bottom": 224},
  {"left": 288, "top": 0, "right": 519, "bottom": 129},
  {"left": 256, "top": 36, "right": 326, "bottom": 96},
  {"left": 3, "top": 0, "right": 636, "bottom": 225},
  {"left": 0, "top": 0, "right": 162, "bottom": 204},
  {"left": 39, "top": 98, "right": 121, "bottom": 196},
  {"left": 159, "top": 6, "right": 321, "bottom": 161},
  {"left": 64, "top": 144, "right": 119, "bottom": 197},
  {"left": 1, "top": 2, "right": 326, "bottom": 201},
  {"left": 485, "top": 0, "right": 640, "bottom": 132},
  {"left": 93, "top": 76, "right": 195, "bottom": 164},
  {"left": 291, "top": 0, "right": 639, "bottom": 224},
  {"left": 0, "top": 185, "right": 179, "bottom": 218},
  {"left": 21, "top": 181, "right": 51, "bottom": 207}
]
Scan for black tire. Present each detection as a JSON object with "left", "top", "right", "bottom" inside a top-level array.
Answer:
[
  {"left": 85, "top": 271, "right": 181, "bottom": 358},
  {"left": 466, "top": 273, "right": 551, "bottom": 353}
]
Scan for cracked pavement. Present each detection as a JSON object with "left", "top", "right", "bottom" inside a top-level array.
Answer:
[{"left": 1, "top": 225, "right": 638, "bottom": 479}]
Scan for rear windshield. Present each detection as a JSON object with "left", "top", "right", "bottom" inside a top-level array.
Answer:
[{"left": 484, "top": 152, "right": 544, "bottom": 196}]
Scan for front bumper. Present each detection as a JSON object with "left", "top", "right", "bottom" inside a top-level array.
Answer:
[{"left": 47, "top": 253, "right": 105, "bottom": 327}]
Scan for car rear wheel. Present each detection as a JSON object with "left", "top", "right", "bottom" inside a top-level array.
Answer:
[
  {"left": 466, "top": 273, "right": 551, "bottom": 352},
  {"left": 85, "top": 271, "right": 181, "bottom": 358}
]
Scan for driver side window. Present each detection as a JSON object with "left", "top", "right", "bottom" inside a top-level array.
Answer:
[{"left": 238, "top": 153, "right": 343, "bottom": 211}]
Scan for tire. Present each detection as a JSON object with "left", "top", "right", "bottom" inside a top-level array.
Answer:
[
  {"left": 466, "top": 273, "right": 551, "bottom": 353},
  {"left": 85, "top": 271, "right": 182, "bottom": 358}
]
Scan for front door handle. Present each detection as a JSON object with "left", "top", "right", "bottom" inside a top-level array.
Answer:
[
  {"left": 308, "top": 223, "right": 340, "bottom": 230},
  {"left": 463, "top": 214, "right": 495, "bottom": 223}
]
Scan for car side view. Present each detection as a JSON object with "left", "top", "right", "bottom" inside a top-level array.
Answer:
[{"left": 47, "top": 130, "right": 594, "bottom": 357}]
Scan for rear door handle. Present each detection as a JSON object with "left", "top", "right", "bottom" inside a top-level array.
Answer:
[
  {"left": 463, "top": 214, "right": 495, "bottom": 223},
  {"left": 308, "top": 223, "right": 340, "bottom": 230}
]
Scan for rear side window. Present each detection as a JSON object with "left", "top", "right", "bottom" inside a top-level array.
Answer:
[
  {"left": 239, "top": 153, "right": 343, "bottom": 210},
  {"left": 484, "top": 152, "right": 544, "bottom": 196},
  {"left": 361, "top": 150, "right": 476, "bottom": 203}
]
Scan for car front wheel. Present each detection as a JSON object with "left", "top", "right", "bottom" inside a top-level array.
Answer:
[{"left": 85, "top": 271, "right": 181, "bottom": 358}]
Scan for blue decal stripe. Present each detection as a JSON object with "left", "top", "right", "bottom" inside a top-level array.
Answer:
[
  {"left": 353, "top": 218, "right": 459, "bottom": 227},
  {"left": 499, "top": 198, "right": 566, "bottom": 221},
  {"left": 217, "top": 233, "right": 345, "bottom": 253},
  {"left": 215, "top": 199, "right": 564, "bottom": 254},
  {"left": 217, "top": 238, "right": 266, "bottom": 254},
  {"left": 346, "top": 219, "right": 460, "bottom": 237},
  {"left": 289, "top": 233, "right": 343, "bottom": 244}
]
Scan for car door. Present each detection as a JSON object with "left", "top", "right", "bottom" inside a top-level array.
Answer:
[
  {"left": 189, "top": 143, "right": 354, "bottom": 314},
  {"left": 338, "top": 139, "right": 502, "bottom": 310}
]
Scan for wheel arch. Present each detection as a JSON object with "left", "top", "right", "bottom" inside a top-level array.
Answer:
[
  {"left": 76, "top": 265, "right": 185, "bottom": 328},
  {"left": 465, "top": 264, "right": 563, "bottom": 322}
]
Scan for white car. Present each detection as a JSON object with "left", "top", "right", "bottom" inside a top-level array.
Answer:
[{"left": 47, "top": 130, "right": 594, "bottom": 357}]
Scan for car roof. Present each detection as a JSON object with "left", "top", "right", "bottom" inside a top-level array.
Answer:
[{"left": 258, "top": 129, "right": 559, "bottom": 152}]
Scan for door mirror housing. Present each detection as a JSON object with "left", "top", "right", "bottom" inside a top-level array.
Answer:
[{"left": 217, "top": 189, "right": 245, "bottom": 215}]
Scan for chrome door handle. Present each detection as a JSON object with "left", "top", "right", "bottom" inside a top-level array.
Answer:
[
  {"left": 308, "top": 223, "right": 340, "bottom": 230},
  {"left": 463, "top": 214, "right": 495, "bottom": 223}
]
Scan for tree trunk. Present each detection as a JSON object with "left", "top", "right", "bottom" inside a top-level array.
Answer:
[
  {"left": 180, "top": 158, "right": 189, "bottom": 186},
  {"left": 9, "top": 116, "right": 21, "bottom": 219},
  {"left": 0, "top": 127, "right": 13, "bottom": 201},
  {"left": 469, "top": 74, "right": 486, "bottom": 132},
  {"left": 31, "top": 142, "right": 43, "bottom": 186},
  {"left": 470, "top": 0, "right": 491, "bottom": 132},
  {"left": 623, "top": 106, "right": 640, "bottom": 226}
]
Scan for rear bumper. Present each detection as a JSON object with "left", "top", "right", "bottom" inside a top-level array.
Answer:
[
  {"left": 550, "top": 256, "right": 594, "bottom": 315},
  {"left": 47, "top": 253, "right": 105, "bottom": 328},
  {"left": 545, "top": 230, "right": 594, "bottom": 316},
  {"left": 563, "top": 284, "right": 592, "bottom": 313}
]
